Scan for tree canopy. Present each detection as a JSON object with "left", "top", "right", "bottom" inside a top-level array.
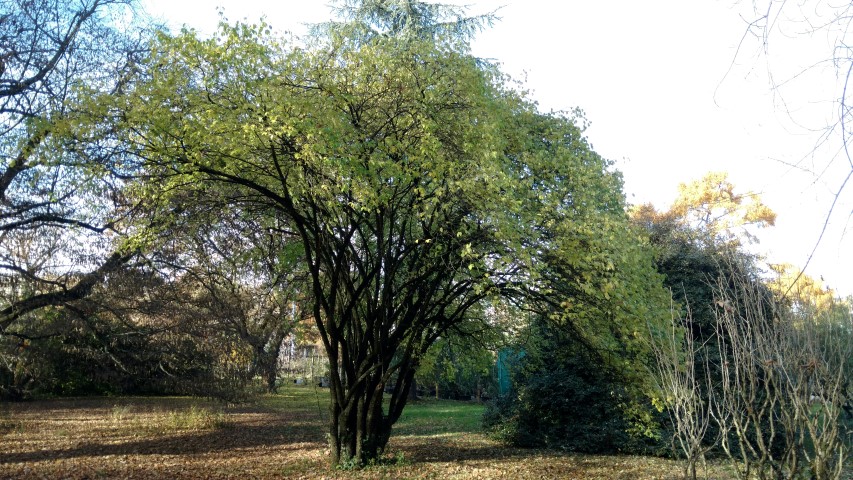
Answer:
[{"left": 99, "top": 8, "right": 671, "bottom": 463}]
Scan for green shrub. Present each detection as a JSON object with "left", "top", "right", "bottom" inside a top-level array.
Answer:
[{"left": 483, "top": 317, "right": 664, "bottom": 454}]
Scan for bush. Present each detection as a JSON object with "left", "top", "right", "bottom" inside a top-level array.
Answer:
[
  {"left": 0, "top": 310, "right": 258, "bottom": 401},
  {"left": 483, "top": 317, "right": 662, "bottom": 454}
]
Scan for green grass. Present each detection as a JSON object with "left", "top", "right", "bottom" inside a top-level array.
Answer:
[
  {"left": 258, "top": 387, "right": 484, "bottom": 438},
  {"left": 259, "top": 384, "right": 329, "bottom": 413},
  {"left": 394, "top": 398, "right": 484, "bottom": 437}
]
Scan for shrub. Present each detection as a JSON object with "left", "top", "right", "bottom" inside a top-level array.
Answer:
[{"left": 484, "top": 317, "right": 662, "bottom": 454}]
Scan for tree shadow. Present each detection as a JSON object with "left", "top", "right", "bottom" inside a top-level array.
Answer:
[
  {"left": 1, "top": 421, "right": 326, "bottom": 464},
  {"left": 1, "top": 398, "right": 328, "bottom": 465}
]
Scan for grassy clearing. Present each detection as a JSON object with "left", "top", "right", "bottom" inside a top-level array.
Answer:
[{"left": 0, "top": 386, "right": 744, "bottom": 479}]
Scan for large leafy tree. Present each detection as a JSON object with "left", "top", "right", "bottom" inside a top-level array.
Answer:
[
  {"left": 113, "top": 5, "right": 669, "bottom": 466},
  {"left": 631, "top": 171, "right": 776, "bottom": 346}
]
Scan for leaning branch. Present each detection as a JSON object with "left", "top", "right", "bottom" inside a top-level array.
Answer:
[{"left": 0, "top": 250, "right": 134, "bottom": 331}]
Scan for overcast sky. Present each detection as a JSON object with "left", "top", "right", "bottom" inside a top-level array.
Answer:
[{"left": 141, "top": 0, "right": 853, "bottom": 295}]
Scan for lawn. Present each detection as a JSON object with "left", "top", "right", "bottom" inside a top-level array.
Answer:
[{"left": 0, "top": 386, "right": 737, "bottom": 479}]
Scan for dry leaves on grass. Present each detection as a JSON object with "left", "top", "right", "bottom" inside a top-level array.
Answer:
[{"left": 0, "top": 392, "right": 735, "bottom": 479}]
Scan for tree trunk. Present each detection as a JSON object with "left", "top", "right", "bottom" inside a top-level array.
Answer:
[
  {"left": 263, "top": 359, "right": 277, "bottom": 393},
  {"left": 408, "top": 376, "right": 418, "bottom": 401},
  {"left": 254, "top": 348, "right": 279, "bottom": 393},
  {"left": 326, "top": 361, "right": 417, "bottom": 467}
]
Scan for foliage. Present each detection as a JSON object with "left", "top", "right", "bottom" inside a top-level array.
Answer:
[
  {"left": 319, "top": 0, "right": 496, "bottom": 49},
  {"left": 415, "top": 324, "right": 498, "bottom": 401},
  {"left": 630, "top": 173, "right": 774, "bottom": 381},
  {"left": 767, "top": 263, "right": 845, "bottom": 315},
  {"left": 102, "top": 0, "right": 673, "bottom": 464},
  {"left": 145, "top": 188, "right": 310, "bottom": 394},
  {"left": 483, "top": 315, "right": 663, "bottom": 455},
  {"left": 0, "top": 262, "right": 276, "bottom": 401},
  {"left": 630, "top": 190, "right": 764, "bottom": 373},
  {"left": 667, "top": 172, "right": 775, "bottom": 244}
]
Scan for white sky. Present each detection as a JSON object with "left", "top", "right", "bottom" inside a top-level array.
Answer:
[{"left": 140, "top": 0, "right": 853, "bottom": 295}]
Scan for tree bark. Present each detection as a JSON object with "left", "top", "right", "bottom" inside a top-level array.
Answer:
[
  {"left": 255, "top": 349, "right": 279, "bottom": 393},
  {"left": 408, "top": 376, "right": 418, "bottom": 401},
  {"left": 327, "top": 360, "right": 417, "bottom": 466}
]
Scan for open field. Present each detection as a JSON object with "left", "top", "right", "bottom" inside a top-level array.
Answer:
[{"left": 2, "top": 386, "right": 740, "bottom": 479}]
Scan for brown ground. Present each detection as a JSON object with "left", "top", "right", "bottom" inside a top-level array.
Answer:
[{"left": 0, "top": 394, "right": 736, "bottom": 479}]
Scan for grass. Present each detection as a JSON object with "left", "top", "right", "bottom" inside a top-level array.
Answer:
[
  {"left": 165, "top": 404, "right": 226, "bottom": 431},
  {"left": 394, "top": 398, "right": 484, "bottom": 438},
  {"left": 0, "top": 386, "right": 753, "bottom": 479}
]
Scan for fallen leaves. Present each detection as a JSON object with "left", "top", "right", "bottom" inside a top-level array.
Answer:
[{"left": 0, "top": 390, "right": 744, "bottom": 479}]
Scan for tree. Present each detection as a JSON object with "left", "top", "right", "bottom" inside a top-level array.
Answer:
[
  {"left": 111, "top": 8, "right": 669, "bottom": 465},
  {"left": 631, "top": 171, "right": 776, "bottom": 349},
  {"left": 148, "top": 191, "right": 309, "bottom": 393},
  {"left": 0, "top": 0, "right": 146, "bottom": 338},
  {"left": 641, "top": 171, "right": 776, "bottom": 246},
  {"left": 117, "top": 20, "right": 513, "bottom": 464},
  {"left": 318, "top": 0, "right": 495, "bottom": 49},
  {"left": 632, "top": 172, "right": 777, "bottom": 473},
  {"left": 415, "top": 323, "right": 497, "bottom": 401},
  {"left": 0, "top": 0, "right": 152, "bottom": 400}
]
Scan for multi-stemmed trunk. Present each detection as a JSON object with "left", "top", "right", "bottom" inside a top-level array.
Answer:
[{"left": 326, "top": 357, "right": 418, "bottom": 465}]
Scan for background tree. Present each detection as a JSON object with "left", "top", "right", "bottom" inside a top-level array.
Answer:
[
  {"left": 639, "top": 171, "right": 776, "bottom": 245},
  {"left": 148, "top": 190, "right": 310, "bottom": 394},
  {"left": 0, "top": 0, "right": 149, "bottom": 398},
  {"left": 319, "top": 0, "right": 495, "bottom": 48},
  {"left": 415, "top": 322, "right": 497, "bottom": 401},
  {"left": 631, "top": 172, "right": 778, "bottom": 469},
  {"left": 631, "top": 172, "right": 775, "bottom": 358},
  {"left": 0, "top": 262, "right": 222, "bottom": 399}
]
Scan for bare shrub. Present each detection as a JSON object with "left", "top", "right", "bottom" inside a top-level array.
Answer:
[
  {"left": 649, "top": 301, "right": 715, "bottom": 480},
  {"left": 711, "top": 274, "right": 851, "bottom": 479}
]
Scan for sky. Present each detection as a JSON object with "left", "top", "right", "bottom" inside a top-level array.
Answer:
[{"left": 140, "top": 0, "right": 853, "bottom": 295}]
